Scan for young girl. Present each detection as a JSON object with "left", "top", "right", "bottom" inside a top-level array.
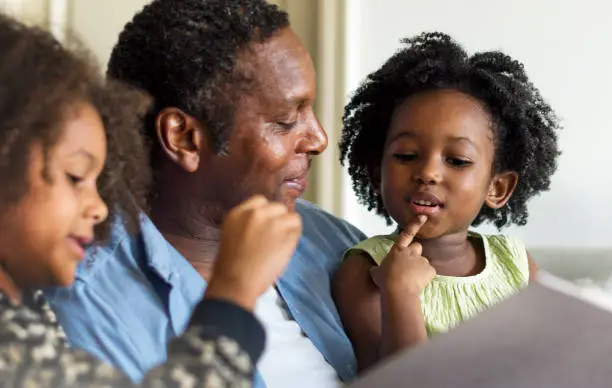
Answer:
[
  {"left": 0, "top": 13, "right": 302, "bottom": 387},
  {"left": 334, "top": 32, "right": 561, "bottom": 371}
]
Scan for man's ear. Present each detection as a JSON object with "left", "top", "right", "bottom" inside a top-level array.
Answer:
[
  {"left": 485, "top": 171, "right": 519, "bottom": 209},
  {"left": 155, "top": 108, "right": 207, "bottom": 173}
]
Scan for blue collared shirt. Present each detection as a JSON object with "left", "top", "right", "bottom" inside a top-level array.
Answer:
[{"left": 44, "top": 200, "right": 365, "bottom": 386}]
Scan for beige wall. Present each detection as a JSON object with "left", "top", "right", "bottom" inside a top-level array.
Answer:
[
  {"left": 0, "top": 0, "right": 150, "bottom": 66},
  {"left": 68, "top": 0, "right": 150, "bottom": 69},
  {"left": 0, "top": 0, "right": 48, "bottom": 25}
]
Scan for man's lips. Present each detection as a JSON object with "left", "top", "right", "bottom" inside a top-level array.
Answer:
[
  {"left": 283, "top": 160, "right": 311, "bottom": 196},
  {"left": 283, "top": 175, "right": 308, "bottom": 195}
]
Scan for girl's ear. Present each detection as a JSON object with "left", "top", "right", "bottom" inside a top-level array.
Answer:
[{"left": 485, "top": 171, "right": 518, "bottom": 209}]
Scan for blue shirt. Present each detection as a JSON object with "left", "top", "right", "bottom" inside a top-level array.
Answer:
[{"left": 44, "top": 200, "right": 365, "bottom": 386}]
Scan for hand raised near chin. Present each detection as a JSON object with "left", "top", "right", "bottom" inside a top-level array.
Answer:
[
  {"left": 370, "top": 215, "right": 436, "bottom": 296},
  {"left": 0, "top": 265, "right": 22, "bottom": 304},
  {"left": 205, "top": 195, "right": 302, "bottom": 311}
]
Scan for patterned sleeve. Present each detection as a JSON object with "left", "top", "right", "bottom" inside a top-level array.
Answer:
[
  {"left": 0, "top": 292, "right": 264, "bottom": 388},
  {"left": 142, "top": 298, "right": 265, "bottom": 387}
]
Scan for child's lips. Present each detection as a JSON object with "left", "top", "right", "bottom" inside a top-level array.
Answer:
[
  {"left": 408, "top": 191, "right": 444, "bottom": 216},
  {"left": 67, "top": 236, "right": 93, "bottom": 260},
  {"left": 409, "top": 202, "right": 442, "bottom": 216}
]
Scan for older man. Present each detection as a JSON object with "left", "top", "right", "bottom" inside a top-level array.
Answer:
[{"left": 44, "top": 1, "right": 365, "bottom": 387}]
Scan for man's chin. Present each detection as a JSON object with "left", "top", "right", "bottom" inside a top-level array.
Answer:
[{"left": 276, "top": 188, "right": 301, "bottom": 212}]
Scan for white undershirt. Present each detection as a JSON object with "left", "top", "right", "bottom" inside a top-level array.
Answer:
[{"left": 254, "top": 287, "right": 341, "bottom": 388}]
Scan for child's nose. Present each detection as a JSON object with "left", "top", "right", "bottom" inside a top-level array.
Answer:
[
  {"left": 413, "top": 159, "right": 442, "bottom": 184},
  {"left": 86, "top": 189, "right": 109, "bottom": 225}
]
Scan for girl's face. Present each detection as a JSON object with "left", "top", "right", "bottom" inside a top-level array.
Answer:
[
  {"left": 0, "top": 103, "right": 108, "bottom": 288},
  {"left": 379, "top": 89, "right": 517, "bottom": 239}
]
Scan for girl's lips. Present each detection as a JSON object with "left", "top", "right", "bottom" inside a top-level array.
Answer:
[
  {"left": 408, "top": 191, "right": 444, "bottom": 216},
  {"left": 409, "top": 201, "right": 442, "bottom": 216},
  {"left": 67, "top": 236, "right": 93, "bottom": 260}
]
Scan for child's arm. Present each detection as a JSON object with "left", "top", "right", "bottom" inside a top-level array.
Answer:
[
  {"left": 378, "top": 273, "right": 429, "bottom": 358},
  {"left": 333, "top": 253, "right": 382, "bottom": 372},
  {"left": 333, "top": 251, "right": 433, "bottom": 372},
  {"left": 333, "top": 216, "right": 434, "bottom": 372}
]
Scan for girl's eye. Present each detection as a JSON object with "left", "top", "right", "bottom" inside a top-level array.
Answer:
[
  {"left": 447, "top": 158, "right": 472, "bottom": 167},
  {"left": 393, "top": 153, "right": 417, "bottom": 162},
  {"left": 67, "top": 174, "right": 83, "bottom": 185}
]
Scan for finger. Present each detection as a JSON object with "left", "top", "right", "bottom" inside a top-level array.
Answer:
[
  {"left": 396, "top": 215, "right": 427, "bottom": 249},
  {"left": 264, "top": 215, "right": 303, "bottom": 261},
  {"left": 232, "top": 195, "right": 269, "bottom": 213},
  {"left": 0, "top": 269, "right": 21, "bottom": 304},
  {"left": 425, "top": 259, "right": 437, "bottom": 276},
  {"left": 258, "top": 202, "right": 291, "bottom": 219},
  {"left": 420, "top": 256, "right": 436, "bottom": 274},
  {"left": 224, "top": 196, "right": 268, "bottom": 226},
  {"left": 238, "top": 201, "right": 289, "bottom": 225},
  {"left": 409, "top": 242, "right": 423, "bottom": 257},
  {"left": 273, "top": 212, "right": 303, "bottom": 236},
  {"left": 266, "top": 213, "right": 302, "bottom": 244}
]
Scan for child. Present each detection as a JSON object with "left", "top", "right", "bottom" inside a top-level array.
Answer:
[
  {"left": 0, "top": 13, "right": 302, "bottom": 386},
  {"left": 333, "top": 32, "right": 561, "bottom": 371}
]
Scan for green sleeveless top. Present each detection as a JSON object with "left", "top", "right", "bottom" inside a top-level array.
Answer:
[{"left": 344, "top": 231, "right": 529, "bottom": 336}]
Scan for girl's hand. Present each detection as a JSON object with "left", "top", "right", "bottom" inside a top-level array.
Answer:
[{"left": 370, "top": 215, "right": 436, "bottom": 296}]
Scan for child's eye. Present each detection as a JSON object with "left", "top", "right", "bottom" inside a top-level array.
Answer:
[
  {"left": 67, "top": 173, "right": 83, "bottom": 185},
  {"left": 447, "top": 158, "right": 472, "bottom": 167},
  {"left": 393, "top": 153, "right": 417, "bottom": 162}
]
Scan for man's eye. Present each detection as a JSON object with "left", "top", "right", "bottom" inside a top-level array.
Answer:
[{"left": 276, "top": 121, "right": 297, "bottom": 130}]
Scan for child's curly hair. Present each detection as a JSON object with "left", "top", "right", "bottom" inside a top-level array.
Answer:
[
  {"left": 340, "top": 32, "right": 561, "bottom": 229},
  {"left": 0, "top": 13, "right": 150, "bottom": 241}
]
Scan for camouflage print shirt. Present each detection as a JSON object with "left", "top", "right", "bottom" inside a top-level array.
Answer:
[{"left": 0, "top": 290, "right": 264, "bottom": 388}]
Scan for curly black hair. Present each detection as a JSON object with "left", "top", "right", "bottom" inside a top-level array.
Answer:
[
  {"left": 107, "top": 0, "right": 289, "bottom": 160},
  {"left": 0, "top": 13, "right": 150, "bottom": 241},
  {"left": 340, "top": 32, "right": 561, "bottom": 229}
]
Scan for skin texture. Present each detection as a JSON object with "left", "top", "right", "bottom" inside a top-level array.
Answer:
[
  {"left": 149, "top": 28, "right": 327, "bottom": 280},
  {"left": 0, "top": 103, "right": 108, "bottom": 299}
]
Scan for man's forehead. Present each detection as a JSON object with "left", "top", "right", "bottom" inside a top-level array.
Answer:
[{"left": 240, "top": 28, "right": 315, "bottom": 100}]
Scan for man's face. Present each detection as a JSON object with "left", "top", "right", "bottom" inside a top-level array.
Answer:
[{"left": 207, "top": 28, "right": 327, "bottom": 212}]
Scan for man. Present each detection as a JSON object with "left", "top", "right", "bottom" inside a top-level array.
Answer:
[{"left": 44, "top": 1, "right": 365, "bottom": 387}]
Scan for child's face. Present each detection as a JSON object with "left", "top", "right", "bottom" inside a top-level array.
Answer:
[
  {"left": 380, "top": 89, "right": 510, "bottom": 239},
  {"left": 0, "top": 103, "right": 108, "bottom": 288}
]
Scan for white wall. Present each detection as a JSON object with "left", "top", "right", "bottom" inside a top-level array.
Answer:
[
  {"left": 342, "top": 0, "right": 612, "bottom": 249},
  {"left": 69, "top": 0, "right": 150, "bottom": 68}
]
